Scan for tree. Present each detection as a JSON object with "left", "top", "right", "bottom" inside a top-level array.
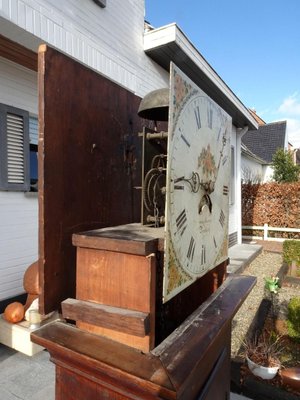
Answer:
[{"left": 272, "top": 149, "right": 300, "bottom": 183}]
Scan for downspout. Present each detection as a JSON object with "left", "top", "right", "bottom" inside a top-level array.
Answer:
[{"left": 236, "top": 126, "right": 248, "bottom": 244}]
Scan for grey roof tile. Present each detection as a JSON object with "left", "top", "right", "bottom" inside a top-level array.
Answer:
[{"left": 242, "top": 121, "right": 287, "bottom": 163}]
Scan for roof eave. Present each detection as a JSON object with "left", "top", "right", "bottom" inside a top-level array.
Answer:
[{"left": 144, "top": 23, "right": 258, "bottom": 130}]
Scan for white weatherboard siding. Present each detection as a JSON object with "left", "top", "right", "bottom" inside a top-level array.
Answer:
[
  {"left": 0, "top": 0, "right": 168, "bottom": 302},
  {"left": 0, "top": 0, "right": 169, "bottom": 97},
  {"left": 0, "top": 57, "right": 38, "bottom": 301},
  {"left": 0, "top": 192, "right": 38, "bottom": 301},
  {"left": 0, "top": 57, "right": 37, "bottom": 114}
]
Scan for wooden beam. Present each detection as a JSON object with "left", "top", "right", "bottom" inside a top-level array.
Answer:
[
  {"left": 31, "top": 321, "right": 175, "bottom": 398},
  {"left": 0, "top": 34, "right": 37, "bottom": 71},
  {"left": 61, "top": 298, "right": 150, "bottom": 337}
]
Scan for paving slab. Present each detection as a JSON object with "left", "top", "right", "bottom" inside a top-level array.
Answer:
[
  {"left": 228, "top": 243, "right": 263, "bottom": 274},
  {"left": 0, "top": 344, "right": 54, "bottom": 400},
  {"left": 231, "top": 393, "right": 253, "bottom": 400}
]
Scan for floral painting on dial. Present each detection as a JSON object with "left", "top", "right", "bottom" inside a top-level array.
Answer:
[{"left": 198, "top": 144, "right": 217, "bottom": 180}]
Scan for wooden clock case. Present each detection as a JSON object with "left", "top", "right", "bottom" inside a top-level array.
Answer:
[{"left": 31, "top": 45, "right": 256, "bottom": 399}]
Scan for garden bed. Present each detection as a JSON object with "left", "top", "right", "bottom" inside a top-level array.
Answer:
[{"left": 231, "top": 255, "right": 300, "bottom": 399}]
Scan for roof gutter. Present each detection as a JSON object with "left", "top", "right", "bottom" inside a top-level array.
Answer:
[{"left": 144, "top": 23, "right": 258, "bottom": 131}]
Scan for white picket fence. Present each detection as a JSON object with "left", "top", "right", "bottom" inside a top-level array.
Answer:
[{"left": 242, "top": 224, "right": 300, "bottom": 242}]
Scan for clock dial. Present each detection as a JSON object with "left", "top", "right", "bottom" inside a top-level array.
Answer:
[{"left": 163, "top": 64, "right": 232, "bottom": 302}]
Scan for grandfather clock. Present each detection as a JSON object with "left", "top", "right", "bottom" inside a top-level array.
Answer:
[{"left": 32, "top": 62, "right": 256, "bottom": 399}]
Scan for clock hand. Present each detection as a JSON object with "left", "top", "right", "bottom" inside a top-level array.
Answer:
[
  {"left": 200, "top": 180, "right": 215, "bottom": 194},
  {"left": 174, "top": 172, "right": 200, "bottom": 193},
  {"left": 214, "top": 128, "right": 228, "bottom": 181},
  {"left": 174, "top": 174, "right": 215, "bottom": 194}
]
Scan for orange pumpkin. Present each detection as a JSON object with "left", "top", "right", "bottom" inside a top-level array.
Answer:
[{"left": 4, "top": 302, "right": 25, "bottom": 323}]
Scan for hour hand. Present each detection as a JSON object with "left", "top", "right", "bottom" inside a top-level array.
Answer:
[{"left": 174, "top": 172, "right": 200, "bottom": 193}]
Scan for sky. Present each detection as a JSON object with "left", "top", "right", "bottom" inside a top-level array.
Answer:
[{"left": 145, "top": 0, "right": 300, "bottom": 147}]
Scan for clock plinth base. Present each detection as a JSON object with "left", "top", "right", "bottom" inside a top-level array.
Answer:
[{"left": 31, "top": 274, "right": 256, "bottom": 400}]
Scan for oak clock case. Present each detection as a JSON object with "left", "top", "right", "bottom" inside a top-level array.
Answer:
[{"left": 163, "top": 65, "right": 232, "bottom": 302}]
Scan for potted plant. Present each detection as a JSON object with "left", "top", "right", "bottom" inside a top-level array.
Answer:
[{"left": 241, "top": 331, "right": 283, "bottom": 380}]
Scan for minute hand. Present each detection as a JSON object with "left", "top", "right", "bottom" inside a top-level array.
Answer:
[{"left": 214, "top": 129, "right": 228, "bottom": 181}]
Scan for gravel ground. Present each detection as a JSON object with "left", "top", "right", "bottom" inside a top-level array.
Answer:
[{"left": 231, "top": 250, "right": 299, "bottom": 357}]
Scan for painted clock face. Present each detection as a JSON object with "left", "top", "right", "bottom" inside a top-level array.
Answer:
[{"left": 163, "top": 64, "right": 232, "bottom": 302}]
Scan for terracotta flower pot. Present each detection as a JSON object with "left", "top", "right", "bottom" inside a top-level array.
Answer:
[{"left": 281, "top": 368, "right": 300, "bottom": 391}]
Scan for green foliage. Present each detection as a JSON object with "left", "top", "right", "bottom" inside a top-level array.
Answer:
[
  {"left": 264, "top": 276, "right": 280, "bottom": 294},
  {"left": 272, "top": 148, "right": 300, "bottom": 183},
  {"left": 283, "top": 240, "right": 300, "bottom": 265},
  {"left": 287, "top": 297, "right": 300, "bottom": 343}
]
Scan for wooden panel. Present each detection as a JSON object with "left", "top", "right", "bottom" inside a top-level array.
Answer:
[
  {"left": 76, "top": 247, "right": 156, "bottom": 351},
  {"left": 0, "top": 34, "right": 37, "bottom": 71},
  {"left": 152, "top": 275, "right": 256, "bottom": 398},
  {"left": 31, "top": 321, "right": 175, "bottom": 400},
  {"left": 72, "top": 223, "right": 163, "bottom": 256},
  {"left": 61, "top": 298, "right": 150, "bottom": 337},
  {"left": 38, "top": 45, "right": 165, "bottom": 314},
  {"left": 155, "top": 258, "right": 228, "bottom": 345}
]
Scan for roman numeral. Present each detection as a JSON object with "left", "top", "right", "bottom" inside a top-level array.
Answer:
[
  {"left": 174, "top": 185, "right": 184, "bottom": 190},
  {"left": 187, "top": 236, "right": 196, "bottom": 262},
  {"left": 181, "top": 134, "right": 190, "bottom": 147},
  {"left": 174, "top": 176, "right": 184, "bottom": 190},
  {"left": 201, "top": 244, "right": 206, "bottom": 265},
  {"left": 222, "top": 155, "right": 228, "bottom": 166},
  {"left": 223, "top": 185, "right": 229, "bottom": 195},
  {"left": 219, "top": 210, "right": 225, "bottom": 228},
  {"left": 176, "top": 209, "right": 187, "bottom": 235},
  {"left": 194, "top": 106, "right": 201, "bottom": 129},
  {"left": 207, "top": 108, "right": 213, "bottom": 129},
  {"left": 213, "top": 236, "right": 217, "bottom": 248},
  {"left": 217, "top": 126, "right": 223, "bottom": 141}
]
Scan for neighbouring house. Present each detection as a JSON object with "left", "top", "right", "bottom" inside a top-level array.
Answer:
[
  {"left": 241, "top": 116, "right": 288, "bottom": 182},
  {"left": 290, "top": 143, "right": 300, "bottom": 166},
  {"left": 295, "top": 149, "right": 300, "bottom": 165},
  {"left": 0, "top": 0, "right": 257, "bottom": 307},
  {"left": 241, "top": 142, "right": 267, "bottom": 183}
]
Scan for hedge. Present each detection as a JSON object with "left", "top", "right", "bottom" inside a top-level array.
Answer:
[{"left": 242, "top": 182, "right": 300, "bottom": 237}]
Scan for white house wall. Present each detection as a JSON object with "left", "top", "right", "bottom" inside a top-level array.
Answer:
[
  {"left": 0, "top": 57, "right": 38, "bottom": 301},
  {"left": 241, "top": 155, "right": 264, "bottom": 183},
  {"left": 0, "top": 0, "right": 169, "bottom": 97},
  {"left": 263, "top": 165, "right": 274, "bottom": 182},
  {"left": 0, "top": 1, "right": 169, "bottom": 303},
  {"left": 0, "top": 56, "right": 37, "bottom": 113}
]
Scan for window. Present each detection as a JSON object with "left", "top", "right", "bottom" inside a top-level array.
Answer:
[
  {"left": 29, "top": 116, "right": 38, "bottom": 192},
  {"left": 0, "top": 103, "right": 30, "bottom": 191}
]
